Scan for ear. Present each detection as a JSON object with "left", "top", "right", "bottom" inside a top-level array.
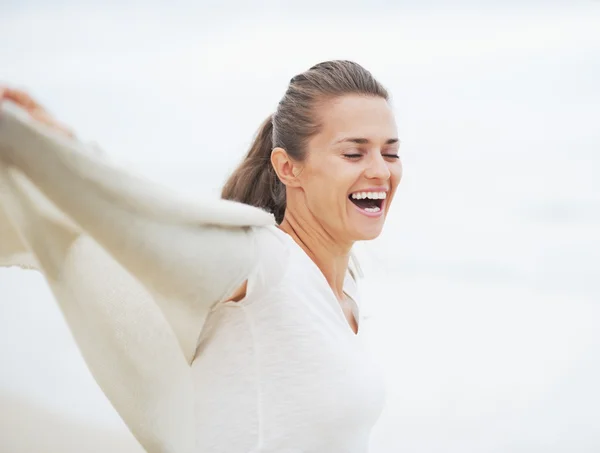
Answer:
[{"left": 271, "top": 147, "right": 302, "bottom": 188}]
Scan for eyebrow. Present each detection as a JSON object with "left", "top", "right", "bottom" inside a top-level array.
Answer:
[{"left": 334, "top": 137, "right": 400, "bottom": 145}]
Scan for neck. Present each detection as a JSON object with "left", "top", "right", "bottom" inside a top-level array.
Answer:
[{"left": 279, "top": 211, "right": 352, "bottom": 301}]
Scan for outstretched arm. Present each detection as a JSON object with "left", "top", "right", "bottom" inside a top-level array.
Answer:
[{"left": 0, "top": 97, "right": 275, "bottom": 363}]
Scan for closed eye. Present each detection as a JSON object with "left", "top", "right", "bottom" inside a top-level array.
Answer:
[{"left": 343, "top": 153, "right": 400, "bottom": 160}]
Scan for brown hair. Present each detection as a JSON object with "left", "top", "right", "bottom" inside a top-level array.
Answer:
[{"left": 221, "top": 60, "right": 389, "bottom": 224}]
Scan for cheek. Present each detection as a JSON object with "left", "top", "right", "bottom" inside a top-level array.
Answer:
[
  {"left": 301, "top": 162, "right": 354, "bottom": 210},
  {"left": 302, "top": 158, "right": 345, "bottom": 191},
  {"left": 301, "top": 166, "right": 329, "bottom": 195},
  {"left": 387, "top": 163, "right": 403, "bottom": 201},
  {"left": 391, "top": 162, "right": 403, "bottom": 186}
]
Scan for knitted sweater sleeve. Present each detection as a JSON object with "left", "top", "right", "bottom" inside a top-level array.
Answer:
[{"left": 0, "top": 103, "right": 275, "bottom": 453}]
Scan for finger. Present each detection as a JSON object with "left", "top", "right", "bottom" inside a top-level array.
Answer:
[
  {"left": 0, "top": 86, "right": 75, "bottom": 138},
  {"left": 3, "top": 88, "right": 45, "bottom": 111},
  {"left": 33, "top": 110, "right": 75, "bottom": 138}
]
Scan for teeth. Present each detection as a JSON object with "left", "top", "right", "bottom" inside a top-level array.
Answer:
[
  {"left": 350, "top": 191, "right": 387, "bottom": 200},
  {"left": 363, "top": 206, "right": 381, "bottom": 213}
]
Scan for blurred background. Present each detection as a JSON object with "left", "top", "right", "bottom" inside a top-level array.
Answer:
[{"left": 1, "top": 0, "right": 599, "bottom": 452}]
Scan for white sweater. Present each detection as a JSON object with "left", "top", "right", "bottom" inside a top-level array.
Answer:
[{"left": 0, "top": 104, "right": 385, "bottom": 452}]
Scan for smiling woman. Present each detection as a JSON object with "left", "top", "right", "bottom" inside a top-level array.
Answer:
[
  {"left": 223, "top": 66, "right": 402, "bottom": 246},
  {"left": 0, "top": 60, "right": 401, "bottom": 453}
]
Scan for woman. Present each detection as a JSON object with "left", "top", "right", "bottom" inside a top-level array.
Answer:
[{"left": 0, "top": 60, "right": 402, "bottom": 453}]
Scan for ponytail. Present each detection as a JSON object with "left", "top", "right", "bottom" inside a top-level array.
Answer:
[{"left": 222, "top": 115, "right": 286, "bottom": 223}]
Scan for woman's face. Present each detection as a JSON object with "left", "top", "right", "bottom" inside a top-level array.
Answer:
[{"left": 295, "top": 94, "right": 402, "bottom": 242}]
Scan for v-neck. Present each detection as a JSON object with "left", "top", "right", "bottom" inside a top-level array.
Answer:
[
  {"left": 270, "top": 226, "right": 361, "bottom": 336},
  {"left": 342, "top": 284, "right": 360, "bottom": 336}
]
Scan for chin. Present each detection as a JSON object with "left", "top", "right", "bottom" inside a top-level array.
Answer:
[{"left": 350, "top": 223, "right": 385, "bottom": 242}]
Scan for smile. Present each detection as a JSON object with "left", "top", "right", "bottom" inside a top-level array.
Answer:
[{"left": 348, "top": 190, "right": 387, "bottom": 216}]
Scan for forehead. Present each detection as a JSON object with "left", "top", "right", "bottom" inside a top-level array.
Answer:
[{"left": 312, "top": 95, "right": 397, "bottom": 147}]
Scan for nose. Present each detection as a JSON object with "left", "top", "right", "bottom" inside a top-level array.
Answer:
[{"left": 364, "top": 153, "right": 391, "bottom": 181}]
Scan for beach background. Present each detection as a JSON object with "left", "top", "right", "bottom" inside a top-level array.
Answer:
[{"left": 1, "top": 1, "right": 599, "bottom": 452}]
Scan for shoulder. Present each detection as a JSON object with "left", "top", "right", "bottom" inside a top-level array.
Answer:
[
  {"left": 241, "top": 225, "right": 291, "bottom": 297},
  {"left": 249, "top": 225, "right": 291, "bottom": 271},
  {"left": 250, "top": 224, "right": 289, "bottom": 250}
]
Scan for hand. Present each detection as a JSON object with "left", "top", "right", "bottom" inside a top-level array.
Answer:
[{"left": 0, "top": 86, "right": 75, "bottom": 138}]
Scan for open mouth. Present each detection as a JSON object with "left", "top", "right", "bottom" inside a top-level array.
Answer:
[{"left": 348, "top": 191, "right": 387, "bottom": 214}]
